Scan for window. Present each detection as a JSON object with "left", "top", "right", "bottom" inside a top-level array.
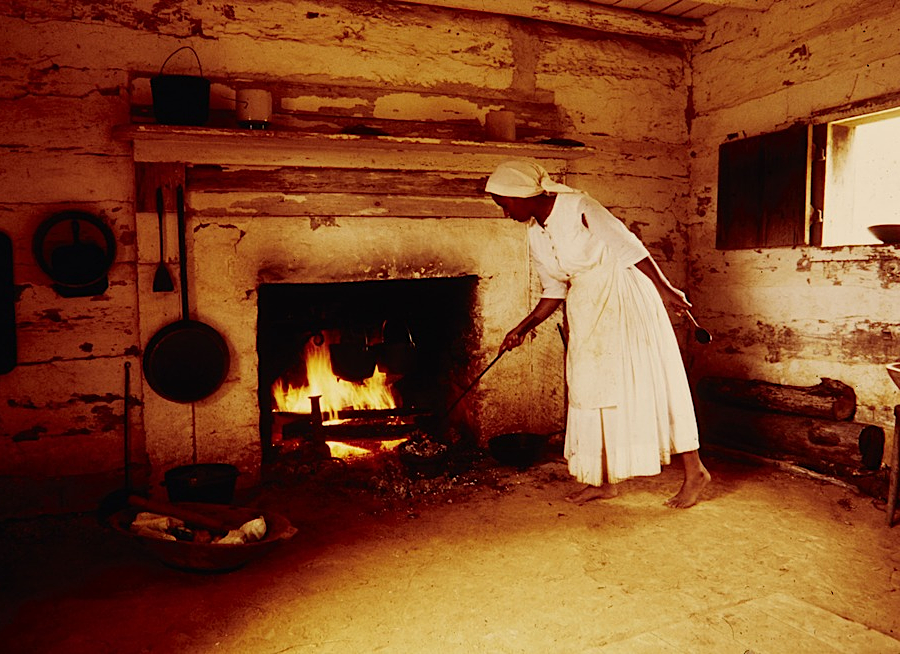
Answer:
[
  {"left": 821, "top": 107, "right": 900, "bottom": 246},
  {"left": 716, "top": 105, "right": 900, "bottom": 250}
]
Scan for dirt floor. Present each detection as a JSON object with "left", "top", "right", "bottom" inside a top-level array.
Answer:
[{"left": 2, "top": 446, "right": 900, "bottom": 654}]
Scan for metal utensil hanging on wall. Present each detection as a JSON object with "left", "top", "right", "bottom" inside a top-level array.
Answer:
[
  {"left": 32, "top": 211, "right": 116, "bottom": 298},
  {"left": 152, "top": 187, "right": 175, "bottom": 293},
  {"left": 143, "top": 185, "right": 231, "bottom": 403}
]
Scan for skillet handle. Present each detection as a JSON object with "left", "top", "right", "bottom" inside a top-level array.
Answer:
[{"left": 176, "top": 184, "right": 190, "bottom": 321}]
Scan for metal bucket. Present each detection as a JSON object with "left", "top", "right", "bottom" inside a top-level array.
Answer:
[{"left": 151, "top": 46, "right": 210, "bottom": 126}]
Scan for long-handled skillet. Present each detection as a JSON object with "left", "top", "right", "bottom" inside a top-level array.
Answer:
[{"left": 143, "top": 185, "right": 230, "bottom": 403}]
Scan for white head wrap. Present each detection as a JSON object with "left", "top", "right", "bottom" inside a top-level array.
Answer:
[{"left": 485, "top": 160, "right": 578, "bottom": 198}]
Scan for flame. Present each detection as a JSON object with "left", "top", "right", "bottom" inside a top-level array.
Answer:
[
  {"left": 326, "top": 438, "right": 408, "bottom": 459},
  {"left": 271, "top": 330, "right": 398, "bottom": 420},
  {"left": 326, "top": 441, "right": 371, "bottom": 459}
]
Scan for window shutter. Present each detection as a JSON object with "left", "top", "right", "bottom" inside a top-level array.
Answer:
[
  {"left": 809, "top": 123, "right": 827, "bottom": 247},
  {"left": 716, "top": 124, "right": 810, "bottom": 249}
]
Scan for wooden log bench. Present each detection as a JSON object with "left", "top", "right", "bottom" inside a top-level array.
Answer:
[
  {"left": 695, "top": 376, "right": 882, "bottom": 479},
  {"left": 697, "top": 376, "right": 856, "bottom": 421}
]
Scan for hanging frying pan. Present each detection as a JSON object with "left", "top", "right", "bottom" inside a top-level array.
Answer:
[{"left": 143, "top": 185, "right": 230, "bottom": 403}]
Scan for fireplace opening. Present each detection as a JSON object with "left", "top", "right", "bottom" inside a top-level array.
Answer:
[{"left": 258, "top": 276, "right": 480, "bottom": 465}]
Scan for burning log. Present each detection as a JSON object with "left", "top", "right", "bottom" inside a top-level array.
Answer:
[
  {"left": 696, "top": 376, "right": 856, "bottom": 421},
  {"left": 282, "top": 417, "right": 420, "bottom": 441},
  {"left": 697, "top": 400, "right": 884, "bottom": 477}
]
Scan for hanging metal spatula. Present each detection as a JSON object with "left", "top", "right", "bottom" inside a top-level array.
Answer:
[{"left": 152, "top": 187, "right": 175, "bottom": 293}]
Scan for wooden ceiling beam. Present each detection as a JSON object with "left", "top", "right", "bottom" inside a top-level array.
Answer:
[
  {"left": 689, "top": 0, "right": 774, "bottom": 10},
  {"left": 391, "top": 0, "right": 705, "bottom": 42}
]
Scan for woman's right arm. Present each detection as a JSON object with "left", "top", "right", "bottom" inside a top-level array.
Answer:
[
  {"left": 634, "top": 257, "right": 692, "bottom": 311},
  {"left": 500, "top": 297, "right": 564, "bottom": 353}
]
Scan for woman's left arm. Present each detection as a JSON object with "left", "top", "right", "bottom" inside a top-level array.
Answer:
[{"left": 634, "top": 257, "right": 692, "bottom": 311}]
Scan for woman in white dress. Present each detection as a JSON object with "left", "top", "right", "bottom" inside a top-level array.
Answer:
[{"left": 488, "top": 160, "right": 710, "bottom": 508}]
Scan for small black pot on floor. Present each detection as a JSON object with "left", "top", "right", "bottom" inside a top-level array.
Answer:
[{"left": 488, "top": 433, "right": 548, "bottom": 470}]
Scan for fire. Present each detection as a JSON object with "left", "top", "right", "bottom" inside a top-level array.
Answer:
[
  {"left": 271, "top": 331, "right": 398, "bottom": 420},
  {"left": 326, "top": 438, "right": 407, "bottom": 459}
]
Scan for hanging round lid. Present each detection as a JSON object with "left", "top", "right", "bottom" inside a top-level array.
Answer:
[{"left": 33, "top": 211, "right": 116, "bottom": 290}]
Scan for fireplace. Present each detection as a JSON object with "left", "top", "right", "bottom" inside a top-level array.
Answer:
[
  {"left": 257, "top": 276, "right": 479, "bottom": 463},
  {"left": 123, "top": 128, "right": 576, "bottom": 485}
]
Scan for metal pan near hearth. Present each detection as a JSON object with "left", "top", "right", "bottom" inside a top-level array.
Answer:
[{"left": 143, "top": 185, "right": 230, "bottom": 403}]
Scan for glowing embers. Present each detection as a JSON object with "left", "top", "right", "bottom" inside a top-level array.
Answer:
[
  {"left": 326, "top": 438, "right": 407, "bottom": 460},
  {"left": 272, "top": 329, "right": 399, "bottom": 422}
]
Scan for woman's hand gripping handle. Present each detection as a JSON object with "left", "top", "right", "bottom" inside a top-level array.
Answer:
[{"left": 499, "top": 298, "right": 564, "bottom": 355}]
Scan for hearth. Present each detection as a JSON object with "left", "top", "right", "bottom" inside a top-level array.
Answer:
[
  {"left": 120, "top": 132, "right": 577, "bottom": 483},
  {"left": 257, "top": 276, "right": 479, "bottom": 464}
]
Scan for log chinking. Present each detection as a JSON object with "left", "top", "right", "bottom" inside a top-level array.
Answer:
[{"left": 697, "top": 376, "right": 884, "bottom": 477}]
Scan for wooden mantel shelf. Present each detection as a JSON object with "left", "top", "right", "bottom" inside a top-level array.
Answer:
[{"left": 113, "top": 124, "right": 594, "bottom": 170}]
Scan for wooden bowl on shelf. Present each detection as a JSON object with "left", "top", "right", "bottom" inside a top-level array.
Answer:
[{"left": 868, "top": 224, "right": 900, "bottom": 244}]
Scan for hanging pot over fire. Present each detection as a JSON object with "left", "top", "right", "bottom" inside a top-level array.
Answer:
[
  {"left": 374, "top": 319, "right": 417, "bottom": 376},
  {"left": 329, "top": 329, "right": 376, "bottom": 382}
]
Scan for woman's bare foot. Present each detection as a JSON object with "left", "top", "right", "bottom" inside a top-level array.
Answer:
[
  {"left": 565, "top": 484, "right": 618, "bottom": 505},
  {"left": 665, "top": 465, "right": 711, "bottom": 508}
]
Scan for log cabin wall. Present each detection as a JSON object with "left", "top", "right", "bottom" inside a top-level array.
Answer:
[
  {"left": 0, "top": 1, "right": 692, "bottom": 517},
  {"left": 688, "top": 0, "right": 900, "bottom": 455}
]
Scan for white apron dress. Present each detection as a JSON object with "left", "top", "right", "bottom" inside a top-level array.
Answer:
[{"left": 528, "top": 193, "right": 699, "bottom": 485}]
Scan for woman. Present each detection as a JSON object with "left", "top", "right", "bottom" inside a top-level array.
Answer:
[{"left": 488, "top": 160, "right": 710, "bottom": 508}]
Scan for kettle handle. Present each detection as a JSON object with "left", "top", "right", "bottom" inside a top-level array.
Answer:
[
  {"left": 159, "top": 46, "right": 203, "bottom": 77},
  {"left": 381, "top": 319, "right": 415, "bottom": 347}
]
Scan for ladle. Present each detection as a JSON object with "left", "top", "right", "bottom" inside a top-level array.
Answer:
[{"left": 686, "top": 310, "right": 712, "bottom": 344}]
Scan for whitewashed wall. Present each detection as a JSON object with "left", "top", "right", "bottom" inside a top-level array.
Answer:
[
  {"left": 689, "top": 0, "right": 900, "bottom": 447},
  {"left": 0, "top": 1, "right": 691, "bottom": 516}
]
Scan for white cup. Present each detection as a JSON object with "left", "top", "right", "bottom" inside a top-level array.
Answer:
[{"left": 236, "top": 89, "right": 273, "bottom": 129}]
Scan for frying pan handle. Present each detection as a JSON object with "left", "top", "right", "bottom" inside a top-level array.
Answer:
[
  {"left": 155, "top": 187, "right": 165, "bottom": 248},
  {"left": 176, "top": 185, "right": 190, "bottom": 321}
]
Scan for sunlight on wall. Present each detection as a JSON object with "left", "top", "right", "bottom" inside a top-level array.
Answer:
[{"left": 824, "top": 108, "right": 900, "bottom": 246}]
